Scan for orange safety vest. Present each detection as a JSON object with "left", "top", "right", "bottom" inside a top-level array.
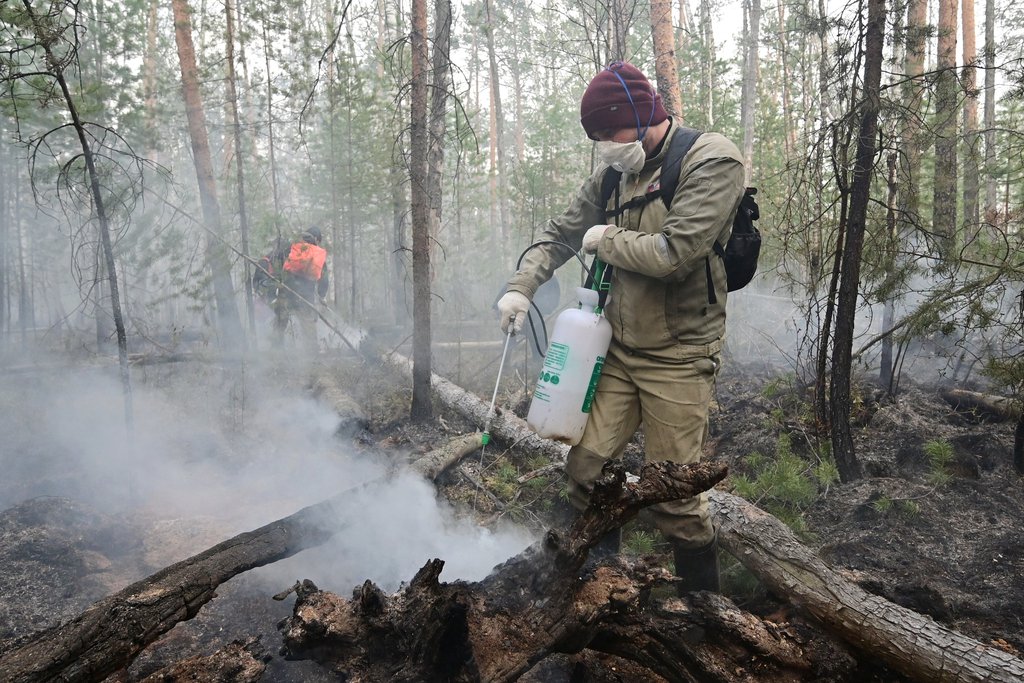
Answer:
[{"left": 282, "top": 242, "right": 327, "bottom": 280}]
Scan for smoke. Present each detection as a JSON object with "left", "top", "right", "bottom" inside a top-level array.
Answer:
[{"left": 0, "top": 353, "right": 536, "bottom": 592}]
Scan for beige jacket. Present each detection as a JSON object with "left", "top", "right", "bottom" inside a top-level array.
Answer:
[{"left": 507, "top": 120, "right": 746, "bottom": 360}]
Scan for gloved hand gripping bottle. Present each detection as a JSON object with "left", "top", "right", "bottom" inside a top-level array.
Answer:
[{"left": 526, "top": 259, "right": 613, "bottom": 445}]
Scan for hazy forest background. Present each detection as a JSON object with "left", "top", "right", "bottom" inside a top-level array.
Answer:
[{"left": 2, "top": 0, "right": 1024, "bottom": 472}]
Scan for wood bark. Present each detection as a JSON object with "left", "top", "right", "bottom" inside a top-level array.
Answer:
[
  {"left": 698, "top": 0, "right": 715, "bottom": 126},
  {"left": 138, "top": 638, "right": 267, "bottom": 683},
  {"left": 940, "top": 388, "right": 1021, "bottom": 420},
  {"left": 710, "top": 489, "right": 1024, "bottom": 683},
  {"left": 224, "top": 0, "right": 255, "bottom": 337},
  {"left": 0, "top": 421, "right": 464, "bottom": 683},
  {"left": 171, "top": 0, "right": 244, "bottom": 347},
  {"left": 961, "top": 0, "right": 980, "bottom": 233},
  {"left": 411, "top": 432, "right": 485, "bottom": 480},
  {"left": 739, "top": 0, "right": 761, "bottom": 183},
  {"left": 0, "top": 487, "right": 364, "bottom": 682},
  {"left": 398, "top": 338, "right": 1024, "bottom": 681},
  {"left": 279, "top": 461, "right": 768, "bottom": 683},
  {"left": 829, "top": 0, "right": 885, "bottom": 482},
  {"left": 409, "top": 0, "right": 433, "bottom": 420},
  {"left": 650, "top": 0, "right": 683, "bottom": 118},
  {"left": 933, "top": 0, "right": 959, "bottom": 259},
  {"left": 22, "top": 0, "right": 134, "bottom": 429},
  {"left": 982, "top": 0, "right": 996, "bottom": 218},
  {"left": 484, "top": 0, "right": 509, "bottom": 249}
]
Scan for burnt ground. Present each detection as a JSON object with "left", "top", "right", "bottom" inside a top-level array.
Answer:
[{"left": 1, "top": 347, "right": 1023, "bottom": 681}]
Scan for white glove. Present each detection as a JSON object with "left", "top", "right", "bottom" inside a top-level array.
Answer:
[
  {"left": 582, "top": 224, "right": 610, "bottom": 254},
  {"left": 497, "top": 291, "right": 530, "bottom": 334}
]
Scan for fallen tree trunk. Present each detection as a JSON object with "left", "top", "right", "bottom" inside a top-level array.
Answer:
[
  {"left": 0, "top": 481, "right": 379, "bottom": 683},
  {"left": 344, "top": 323, "right": 1024, "bottom": 680},
  {"left": 0, "top": 423, "right": 486, "bottom": 683},
  {"left": 411, "top": 432, "right": 484, "bottom": 479},
  {"left": 336, "top": 321, "right": 569, "bottom": 464},
  {"left": 941, "top": 388, "right": 1020, "bottom": 421},
  {"left": 710, "top": 490, "right": 1024, "bottom": 683}
]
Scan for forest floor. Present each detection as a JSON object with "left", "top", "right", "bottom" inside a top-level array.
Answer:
[{"left": 1, "top": 343, "right": 1022, "bottom": 681}]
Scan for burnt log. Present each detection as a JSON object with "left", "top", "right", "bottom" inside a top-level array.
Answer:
[
  {"left": 382, "top": 339, "right": 1024, "bottom": 682},
  {"left": 0, "top": 426, "right": 489, "bottom": 683},
  {"left": 280, "top": 460, "right": 858, "bottom": 682},
  {"left": 137, "top": 638, "right": 268, "bottom": 683},
  {"left": 0, "top": 484, "right": 376, "bottom": 683},
  {"left": 710, "top": 490, "right": 1024, "bottom": 683}
]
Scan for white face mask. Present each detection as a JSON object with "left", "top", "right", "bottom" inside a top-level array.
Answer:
[{"left": 596, "top": 139, "right": 646, "bottom": 174}]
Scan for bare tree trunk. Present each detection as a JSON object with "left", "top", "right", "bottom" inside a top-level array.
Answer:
[
  {"left": 143, "top": 0, "right": 159, "bottom": 159},
  {"left": 699, "top": 0, "right": 715, "bottom": 126},
  {"left": 982, "top": 0, "right": 996, "bottom": 218},
  {"left": 409, "top": 0, "right": 432, "bottom": 421},
  {"left": 225, "top": 0, "right": 254, "bottom": 336},
  {"left": 880, "top": 152, "right": 898, "bottom": 390},
  {"left": 777, "top": 1, "right": 796, "bottom": 157},
  {"left": 261, "top": 18, "right": 281, "bottom": 221},
  {"left": 0, "top": 143, "right": 6, "bottom": 342},
  {"left": 739, "top": 0, "right": 761, "bottom": 183},
  {"left": 650, "top": 0, "right": 683, "bottom": 118},
  {"left": 961, "top": 0, "right": 979, "bottom": 238},
  {"left": 484, "top": 0, "right": 509, "bottom": 252},
  {"left": 830, "top": 0, "right": 886, "bottom": 482},
  {"left": 21, "top": 0, "right": 134, "bottom": 428},
  {"left": 427, "top": 0, "right": 451, "bottom": 248},
  {"left": 933, "top": 0, "right": 959, "bottom": 260},
  {"left": 171, "top": 0, "right": 244, "bottom": 347}
]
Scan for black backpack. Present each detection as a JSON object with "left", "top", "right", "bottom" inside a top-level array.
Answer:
[{"left": 599, "top": 127, "right": 761, "bottom": 304}]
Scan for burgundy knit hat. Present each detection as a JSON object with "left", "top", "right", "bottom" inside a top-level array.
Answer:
[{"left": 580, "top": 61, "right": 669, "bottom": 141}]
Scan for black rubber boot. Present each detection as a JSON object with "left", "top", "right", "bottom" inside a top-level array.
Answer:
[
  {"left": 587, "top": 529, "right": 621, "bottom": 564},
  {"left": 672, "top": 535, "right": 720, "bottom": 594}
]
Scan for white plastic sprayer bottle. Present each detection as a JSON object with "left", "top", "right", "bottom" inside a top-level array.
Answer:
[{"left": 526, "top": 286, "right": 613, "bottom": 445}]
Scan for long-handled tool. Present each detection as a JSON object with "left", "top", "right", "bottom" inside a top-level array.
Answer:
[
  {"left": 482, "top": 324, "right": 515, "bottom": 450},
  {"left": 473, "top": 322, "right": 515, "bottom": 511}
]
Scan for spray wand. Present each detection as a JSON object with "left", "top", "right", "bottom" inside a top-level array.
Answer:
[{"left": 482, "top": 322, "right": 515, "bottom": 448}]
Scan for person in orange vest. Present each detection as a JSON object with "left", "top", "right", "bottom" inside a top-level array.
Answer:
[{"left": 269, "top": 227, "right": 329, "bottom": 350}]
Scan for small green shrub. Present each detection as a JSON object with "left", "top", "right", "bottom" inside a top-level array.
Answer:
[
  {"left": 624, "top": 529, "right": 657, "bottom": 555},
  {"left": 734, "top": 433, "right": 832, "bottom": 537},
  {"left": 487, "top": 461, "right": 520, "bottom": 500},
  {"left": 923, "top": 438, "right": 954, "bottom": 486}
]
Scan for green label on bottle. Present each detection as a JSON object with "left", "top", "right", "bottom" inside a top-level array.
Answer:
[{"left": 581, "top": 356, "right": 605, "bottom": 413}]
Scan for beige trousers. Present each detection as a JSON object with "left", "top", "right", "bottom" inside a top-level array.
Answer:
[{"left": 565, "top": 339, "right": 721, "bottom": 547}]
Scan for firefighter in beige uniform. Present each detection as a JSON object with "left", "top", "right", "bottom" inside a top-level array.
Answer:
[{"left": 497, "top": 61, "right": 745, "bottom": 592}]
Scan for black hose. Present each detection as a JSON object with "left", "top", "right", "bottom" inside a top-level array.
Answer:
[{"left": 513, "top": 240, "right": 596, "bottom": 357}]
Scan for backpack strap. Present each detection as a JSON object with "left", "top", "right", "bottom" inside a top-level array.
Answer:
[{"left": 658, "top": 127, "right": 703, "bottom": 208}]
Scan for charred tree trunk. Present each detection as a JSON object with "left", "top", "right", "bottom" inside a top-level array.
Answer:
[
  {"left": 829, "top": 0, "right": 885, "bottom": 482},
  {"left": 279, "top": 461, "right": 740, "bottom": 682}
]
